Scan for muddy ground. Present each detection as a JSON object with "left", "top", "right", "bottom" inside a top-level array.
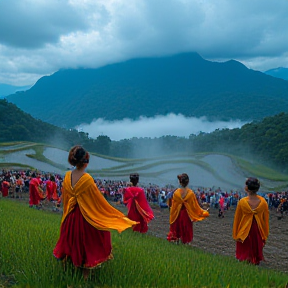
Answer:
[{"left": 146, "top": 204, "right": 288, "bottom": 274}]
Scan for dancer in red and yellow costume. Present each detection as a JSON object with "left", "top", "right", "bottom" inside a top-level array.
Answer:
[
  {"left": 233, "top": 177, "right": 269, "bottom": 265},
  {"left": 123, "top": 173, "right": 154, "bottom": 233},
  {"left": 53, "top": 145, "right": 137, "bottom": 279},
  {"left": 167, "top": 173, "right": 209, "bottom": 244}
]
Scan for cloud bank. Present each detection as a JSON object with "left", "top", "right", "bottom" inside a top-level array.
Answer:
[
  {"left": 77, "top": 114, "right": 247, "bottom": 141},
  {"left": 0, "top": 0, "right": 288, "bottom": 85}
]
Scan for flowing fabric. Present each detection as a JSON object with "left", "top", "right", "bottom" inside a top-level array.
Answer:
[
  {"left": 53, "top": 171, "right": 137, "bottom": 269},
  {"left": 59, "top": 171, "right": 137, "bottom": 232},
  {"left": 123, "top": 186, "right": 154, "bottom": 233},
  {"left": 236, "top": 217, "right": 265, "bottom": 265},
  {"left": 29, "top": 178, "right": 44, "bottom": 205},
  {"left": 232, "top": 196, "right": 269, "bottom": 243},
  {"left": 167, "top": 188, "right": 209, "bottom": 244},
  {"left": 233, "top": 195, "right": 269, "bottom": 265},
  {"left": 53, "top": 204, "right": 113, "bottom": 268}
]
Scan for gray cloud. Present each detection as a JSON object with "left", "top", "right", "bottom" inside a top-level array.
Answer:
[
  {"left": 0, "top": 0, "right": 89, "bottom": 48},
  {"left": 0, "top": 0, "right": 287, "bottom": 85}
]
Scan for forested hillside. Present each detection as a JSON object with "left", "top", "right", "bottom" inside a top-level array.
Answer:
[
  {"left": 6, "top": 52, "right": 288, "bottom": 128},
  {"left": 1, "top": 98, "right": 286, "bottom": 172},
  {"left": 0, "top": 99, "right": 89, "bottom": 148},
  {"left": 189, "top": 112, "right": 288, "bottom": 169}
]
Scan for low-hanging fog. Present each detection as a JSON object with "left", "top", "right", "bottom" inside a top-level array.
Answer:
[{"left": 77, "top": 114, "right": 247, "bottom": 141}]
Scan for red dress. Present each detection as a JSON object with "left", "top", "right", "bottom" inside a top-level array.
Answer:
[
  {"left": 53, "top": 204, "right": 113, "bottom": 268},
  {"left": 236, "top": 217, "right": 265, "bottom": 265},
  {"left": 123, "top": 186, "right": 154, "bottom": 233},
  {"left": 53, "top": 171, "right": 137, "bottom": 269},
  {"left": 167, "top": 188, "right": 209, "bottom": 244},
  {"left": 167, "top": 204, "right": 193, "bottom": 243},
  {"left": 233, "top": 196, "right": 269, "bottom": 265}
]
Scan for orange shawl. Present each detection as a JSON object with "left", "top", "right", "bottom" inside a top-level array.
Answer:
[
  {"left": 232, "top": 196, "right": 269, "bottom": 242},
  {"left": 61, "top": 171, "right": 137, "bottom": 233},
  {"left": 169, "top": 188, "right": 209, "bottom": 224}
]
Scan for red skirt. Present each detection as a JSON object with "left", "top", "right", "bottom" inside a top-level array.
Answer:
[
  {"left": 167, "top": 205, "right": 193, "bottom": 244},
  {"left": 236, "top": 217, "right": 265, "bottom": 265},
  {"left": 1, "top": 186, "right": 9, "bottom": 197},
  {"left": 53, "top": 204, "right": 113, "bottom": 268},
  {"left": 127, "top": 201, "right": 148, "bottom": 233}
]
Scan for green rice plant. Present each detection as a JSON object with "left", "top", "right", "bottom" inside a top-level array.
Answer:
[
  {"left": 0, "top": 142, "right": 39, "bottom": 154},
  {"left": 234, "top": 157, "right": 288, "bottom": 181},
  {"left": 1, "top": 199, "right": 288, "bottom": 288},
  {"left": 0, "top": 142, "right": 26, "bottom": 147},
  {"left": 0, "top": 162, "right": 35, "bottom": 170}
]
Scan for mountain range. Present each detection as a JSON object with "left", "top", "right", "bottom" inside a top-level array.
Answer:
[
  {"left": 0, "top": 83, "right": 32, "bottom": 98},
  {"left": 264, "top": 67, "right": 288, "bottom": 81},
  {"left": 6, "top": 52, "right": 288, "bottom": 128}
]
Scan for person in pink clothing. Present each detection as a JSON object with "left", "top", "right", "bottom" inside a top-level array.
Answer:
[
  {"left": 123, "top": 173, "right": 154, "bottom": 233},
  {"left": 218, "top": 196, "right": 225, "bottom": 218}
]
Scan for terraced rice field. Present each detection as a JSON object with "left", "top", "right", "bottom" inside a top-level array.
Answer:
[{"left": 1, "top": 142, "right": 287, "bottom": 191}]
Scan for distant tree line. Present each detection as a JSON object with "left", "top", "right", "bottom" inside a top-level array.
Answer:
[
  {"left": 83, "top": 112, "right": 288, "bottom": 172},
  {"left": 1, "top": 99, "right": 287, "bottom": 172}
]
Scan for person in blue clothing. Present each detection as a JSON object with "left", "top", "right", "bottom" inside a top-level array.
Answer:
[{"left": 158, "top": 191, "right": 168, "bottom": 208}]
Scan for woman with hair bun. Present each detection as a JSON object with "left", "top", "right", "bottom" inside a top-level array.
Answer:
[
  {"left": 167, "top": 173, "right": 209, "bottom": 244},
  {"left": 123, "top": 173, "right": 154, "bottom": 233},
  {"left": 233, "top": 177, "right": 269, "bottom": 265},
  {"left": 53, "top": 145, "right": 137, "bottom": 279}
]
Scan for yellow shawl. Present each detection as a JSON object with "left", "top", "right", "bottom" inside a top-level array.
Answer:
[
  {"left": 60, "top": 171, "right": 137, "bottom": 233},
  {"left": 169, "top": 188, "right": 209, "bottom": 224},
  {"left": 232, "top": 196, "right": 269, "bottom": 242}
]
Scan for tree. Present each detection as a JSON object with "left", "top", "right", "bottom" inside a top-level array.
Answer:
[{"left": 94, "top": 135, "right": 111, "bottom": 155}]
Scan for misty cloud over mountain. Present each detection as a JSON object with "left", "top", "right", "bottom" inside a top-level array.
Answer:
[{"left": 77, "top": 114, "right": 246, "bottom": 141}]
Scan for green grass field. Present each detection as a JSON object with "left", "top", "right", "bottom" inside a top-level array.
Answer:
[{"left": 0, "top": 199, "right": 287, "bottom": 288}]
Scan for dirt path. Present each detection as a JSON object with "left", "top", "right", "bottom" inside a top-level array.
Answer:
[{"left": 146, "top": 205, "right": 288, "bottom": 274}]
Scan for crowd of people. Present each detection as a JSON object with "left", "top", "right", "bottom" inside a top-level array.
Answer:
[
  {"left": 1, "top": 146, "right": 288, "bottom": 278},
  {"left": 1, "top": 169, "right": 287, "bottom": 215},
  {"left": 0, "top": 169, "right": 63, "bottom": 209}
]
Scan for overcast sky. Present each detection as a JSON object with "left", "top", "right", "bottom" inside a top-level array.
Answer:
[{"left": 0, "top": 0, "right": 287, "bottom": 86}]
